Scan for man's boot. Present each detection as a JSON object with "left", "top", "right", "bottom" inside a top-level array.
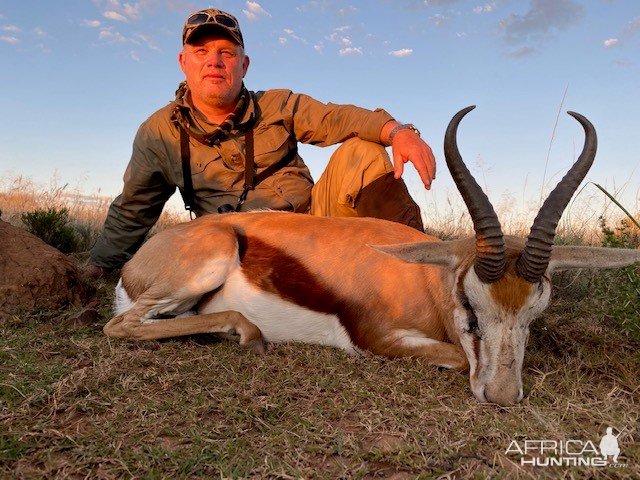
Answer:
[{"left": 355, "top": 172, "right": 424, "bottom": 232}]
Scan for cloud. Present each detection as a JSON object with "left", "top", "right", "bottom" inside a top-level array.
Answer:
[
  {"left": 281, "top": 28, "right": 308, "bottom": 44},
  {"left": 34, "top": 27, "right": 47, "bottom": 37},
  {"left": 338, "top": 5, "right": 357, "bottom": 17},
  {"left": 430, "top": 13, "right": 448, "bottom": 26},
  {"left": 279, "top": 37, "right": 287, "bottom": 45},
  {"left": 295, "top": 1, "right": 331, "bottom": 14},
  {"left": 130, "top": 50, "right": 140, "bottom": 61},
  {"left": 326, "top": 25, "right": 364, "bottom": 56},
  {"left": 499, "top": 0, "right": 585, "bottom": 44},
  {"left": 136, "top": 33, "right": 160, "bottom": 51},
  {"left": 389, "top": 48, "right": 413, "bottom": 57},
  {"left": 2, "top": 25, "right": 21, "bottom": 33},
  {"left": 314, "top": 43, "right": 323, "bottom": 54},
  {"left": 96, "top": 0, "right": 146, "bottom": 23},
  {"left": 82, "top": 19, "right": 102, "bottom": 27},
  {"left": 328, "top": 31, "right": 352, "bottom": 46},
  {"left": 601, "top": 16, "right": 640, "bottom": 48},
  {"left": 508, "top": 45, "right": 538, "bottom": 57},
  {"left": 335, "top": 25, "right": 351, "bottom": 32},
  {"left": 103, "top": 10, "right": 128, "bottom": 22},
  {"left": 407, "top": 0, "right": 461, "bottom": 8},
  {"left": 623, "top": 16, "right": 640, "bottom": 36},
  {"left": 243, "top": 1, "right": 271, "bottom": 21},
  {"left": 0, "top": 35, "right": 19, "bottom": 44},
  {"left": 473, "top": 3, "right": 495, "bottom": 14},
  {"left": 339, "top": 46, "right": 362, "bottom": 56},
  {"left": 99, "top": 27, "right": 132, "bottom": 43},
  {"left": 613, "top": 59, "right": 632, "bottom": 67},
  {"left": 122, "top": 2, "right": 143, "bottom": 20}
]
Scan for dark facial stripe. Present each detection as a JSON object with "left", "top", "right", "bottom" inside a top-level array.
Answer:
[{"left": 472, "top": 336, "right": 481, "bottom": 379}]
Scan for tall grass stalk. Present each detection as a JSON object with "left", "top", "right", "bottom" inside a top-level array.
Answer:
[{"left": 591, "top": 182, "right": 640, "bottom": 230}]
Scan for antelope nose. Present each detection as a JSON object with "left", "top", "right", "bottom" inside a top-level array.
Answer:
[{"left": 484, "top": 383, "right": 522, "bottom": 406}]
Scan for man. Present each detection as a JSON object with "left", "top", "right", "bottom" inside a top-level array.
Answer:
[{"left": 86, "top": 8, "right": 436, "bottom": 278}]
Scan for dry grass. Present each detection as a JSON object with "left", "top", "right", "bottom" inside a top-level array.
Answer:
[
  {"left": 1, "top": 267, "right": 639, "bottom": 478},
  {"left": 1, "top": 176, "right": 639, "bottom": 478},
  {"left": 2, "top": 174, "right": 638, "bottom": 249},
  {"left": 0, "top": 175, "right": 187, "bottom": 243}
]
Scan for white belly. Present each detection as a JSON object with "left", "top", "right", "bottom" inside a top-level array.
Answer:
[{"left": 199, "top": 269, "right": 357, "bottom": 353}]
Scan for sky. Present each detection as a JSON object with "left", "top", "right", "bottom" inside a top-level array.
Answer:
[{"left": 1, "top": 0, "right": 639, "bottom": 220}]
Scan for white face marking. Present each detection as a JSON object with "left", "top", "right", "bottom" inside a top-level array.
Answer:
[
  {"left": 456, "top": 267, "right": 552, "bottom": 404},
  {"left": 199, "top": 269, "right": 358, "bottom": 353}
]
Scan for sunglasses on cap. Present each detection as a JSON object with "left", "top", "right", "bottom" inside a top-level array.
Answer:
[{"left": 183, "top": 10, "right": 243, "bottom": 45}]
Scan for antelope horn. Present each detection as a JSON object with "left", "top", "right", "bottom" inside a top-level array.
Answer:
[
  {"left": 445, "top": 106, "right": 506, "bottom": 283},
  {"left": 516, "top": 111, "right": 598, "bottom": 283}
]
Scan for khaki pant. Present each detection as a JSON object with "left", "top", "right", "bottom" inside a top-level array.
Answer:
[{"left": 310, "top": 138, "right": 424, "bottom": 231}]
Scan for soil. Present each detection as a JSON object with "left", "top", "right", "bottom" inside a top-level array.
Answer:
[{"left": 0, "top": 220, "right": 94, "bottom": 317}]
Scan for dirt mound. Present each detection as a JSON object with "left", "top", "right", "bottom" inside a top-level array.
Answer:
[{"left": 0, "top": 220, "right": 94, "bottom": 317}]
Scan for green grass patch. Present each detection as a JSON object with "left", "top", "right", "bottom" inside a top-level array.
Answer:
[{"left": 2, "top": 269, "right": 639, "bottom": 478}]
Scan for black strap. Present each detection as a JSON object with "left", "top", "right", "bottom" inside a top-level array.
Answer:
[
  {"left": 235, "top": 128, "right": 256, "bottom": 211},
  {"left": 244, "top": 127, "right": 255, "bottom": 189},
  {"left": 255, "top": 145, "right": 298, "bottom": 185},
  {"left": 178, "top": 125, "right": 196, "bottom": 218},
  {"left": 176, "top": 119, "right": 299, "bottom": 215}
]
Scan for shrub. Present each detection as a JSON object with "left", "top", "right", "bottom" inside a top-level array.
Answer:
[
  {"left": 599, "top": 216, "right": 640, "bottom": 249},
  {"left": 20, "top": 207, "right": 80, "bottom": 254}
]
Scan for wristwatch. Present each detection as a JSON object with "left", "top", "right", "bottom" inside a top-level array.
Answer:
[{"left": 388, "top": 123, "right": 421, "bottom": 143}]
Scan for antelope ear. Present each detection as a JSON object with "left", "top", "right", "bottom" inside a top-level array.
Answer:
[
  {"left": 369, "top": 239, "right": 468, "bottom": 266},
  {"left": 549, "top": 246, "right": 640, "bottom": 272}
]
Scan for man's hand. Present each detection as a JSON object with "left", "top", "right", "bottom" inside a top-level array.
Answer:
[{"left": 380, "top": 121, "right": 436, "bottom": 190}]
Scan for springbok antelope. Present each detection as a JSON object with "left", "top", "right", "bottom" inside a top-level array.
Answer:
[{"left": 104, "top": 107, "right": 640, "bottom": 405}]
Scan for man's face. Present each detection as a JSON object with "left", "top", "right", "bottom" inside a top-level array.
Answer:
[{"left": 178, "top": 34, "right": 250, "bottom": 109}]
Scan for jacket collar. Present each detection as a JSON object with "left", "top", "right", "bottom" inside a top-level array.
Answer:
[{"left": 174, "top": 82, "right": 255, "bottom": 130}]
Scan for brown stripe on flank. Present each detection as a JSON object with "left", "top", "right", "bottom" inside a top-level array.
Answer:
[
  {"left": 237, "top": 235, "right": 340, "bottom": 315},
  {"left": 235, "top": 234, "right": 375, "bottom": 349}
]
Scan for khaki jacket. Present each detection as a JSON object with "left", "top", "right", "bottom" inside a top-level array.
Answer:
[{"left": 90, "top": 89, "right": 393, "bottom": 269}]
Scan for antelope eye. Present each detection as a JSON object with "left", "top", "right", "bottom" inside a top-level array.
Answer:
[
  {"left": 467, "top": 309, "right": 479, "bottom": 334},
  {"left": 461, "top": 297, "right": 480, "bottom": 336}
]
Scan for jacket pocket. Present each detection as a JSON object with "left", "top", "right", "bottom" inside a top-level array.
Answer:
[
  {"left": 258, "top": 173, "right": 313, "bottom": 213},
  {"left": 253, "top": 125, "right": 292, "bottom": 168}
]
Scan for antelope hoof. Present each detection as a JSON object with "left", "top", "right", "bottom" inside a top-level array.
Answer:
[{"left": 243, "top": 338, "right": 267, "bottom": 355}]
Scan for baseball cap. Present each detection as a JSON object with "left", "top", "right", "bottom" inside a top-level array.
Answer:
[{"left": 182, "top": 9, "right": 244, "bottom": 47}]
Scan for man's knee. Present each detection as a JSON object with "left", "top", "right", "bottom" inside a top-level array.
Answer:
[
  {"left": 311, "top": 138, "right": 424, "bottom": 232},
  {"left": 329, "top": 138, "right": 393, "bottom": 179}
]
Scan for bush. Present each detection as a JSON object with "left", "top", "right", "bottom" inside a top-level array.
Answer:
[
  {"left": 20, "top": 207, "right": 80, "bottom": 254},
  {"left": 599, "top": 216, "right": 640, "bottom": 249}
]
